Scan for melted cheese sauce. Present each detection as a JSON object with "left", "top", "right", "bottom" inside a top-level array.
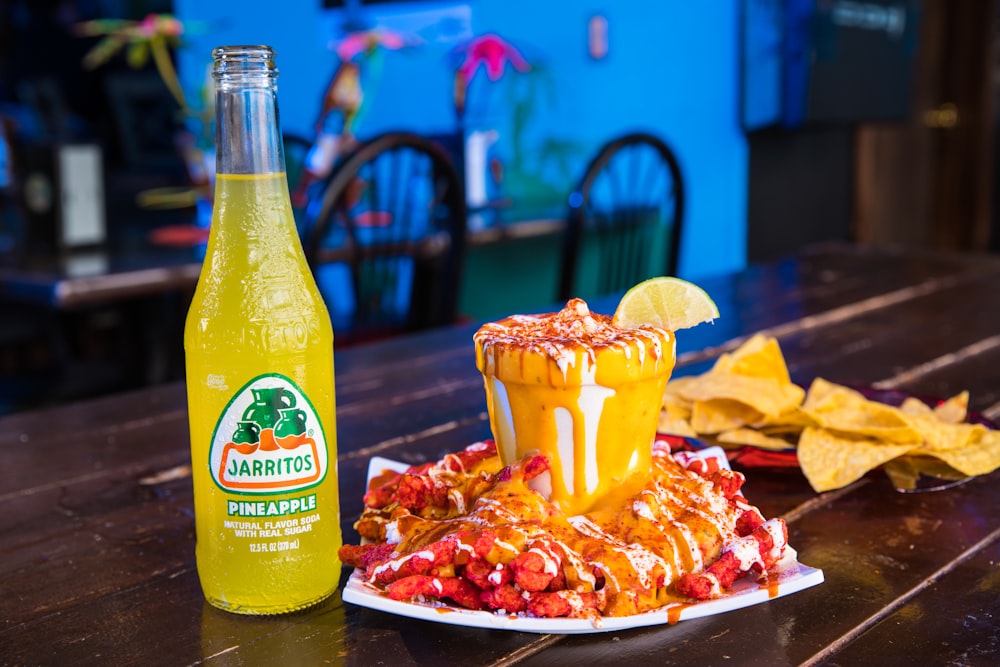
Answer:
[{"left": 474, "top": 299, "right": 676, "bottom": 515}]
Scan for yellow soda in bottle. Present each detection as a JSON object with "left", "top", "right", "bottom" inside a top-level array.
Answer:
[{"left": 184, "top": 45, "right": 341, "bottom": 614}]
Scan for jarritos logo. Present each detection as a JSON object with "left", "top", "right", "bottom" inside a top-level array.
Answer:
[{"left": 209, "top": 374, "right": 328, "bottom": 493}]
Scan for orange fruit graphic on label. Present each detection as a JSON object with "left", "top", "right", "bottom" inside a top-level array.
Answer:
[{"left": 209, "top": 374, "right": 328, "bottom": 493}]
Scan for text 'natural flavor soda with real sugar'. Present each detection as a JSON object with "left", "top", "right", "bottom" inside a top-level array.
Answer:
[{"left": 184, "top": 45, "right": 341, "bottom": 614}]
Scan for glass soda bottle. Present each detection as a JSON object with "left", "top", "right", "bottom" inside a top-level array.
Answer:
[{"left": 184, "top": 45, "right": 341, "bottom": 614}]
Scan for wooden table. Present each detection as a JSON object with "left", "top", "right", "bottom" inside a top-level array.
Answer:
[{"left": 3, "top": 243, "right": 999, "bottom": 665}]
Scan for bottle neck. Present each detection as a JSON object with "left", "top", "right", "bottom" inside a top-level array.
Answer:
[{"left": 212, "top": 45, "right": 285, "bottom": 176}]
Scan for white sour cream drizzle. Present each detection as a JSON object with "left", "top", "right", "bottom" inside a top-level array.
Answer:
[
  {"left": 370, "top": 548, "right": 437, "bottom": 582},
  {"left": 485, "top": 376, "right": 518, "bottom": 465},
  {"left": 761, "top": 518, "right": 787, "bottom": 561},
  {"left": 526, "top": 545, "right": 560, "bottom": 576}
]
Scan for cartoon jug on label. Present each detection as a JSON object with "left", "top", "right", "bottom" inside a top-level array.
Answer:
[
  {"left": 274, "top": 408, "right": 308, "bottom": 439},
  {"left": 242, "top": 387, "right": 296, "bottom": 429},
  {"left": 231, "top": 420, "right": 261, "bottom": 445}
]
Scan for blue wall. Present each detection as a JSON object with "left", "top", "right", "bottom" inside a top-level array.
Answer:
[{"left": 174, "top": 0, "right": 748, "bottom": 280}]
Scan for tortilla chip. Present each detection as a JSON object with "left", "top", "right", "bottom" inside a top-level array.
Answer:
[
  {"left": 690, "top": 399, "right": 766, "bottom": 434},
  {"left": 798, "top": 427, "right": 915, "bottom": 492},
  {"left": 801, "top": 379, "right": 920, "bottom": 443},
  {"left": 924, "top": 429, "right": 1000, "bottom": 476},
  {"left": 662, "top": 339, "right": 998, "bottom": 491},
  {"left": 663, "top": 382, "right": 693, "bottom": 408},
  {"left": 664, "top": 374, "right": 699, "bottom": 394},
  {"left": 933, "top": 391, "right": 969, "bottom": 424},
  {"left": 882, "top": 456, "right": 968, "bottom": 491},
  {"left": 658, "top": 408, "right": 697, "bottom": 437},
  {"left": 674, "top": 372, "right": 805, "bottom": 421},
  {"left": 898, "top": 392, "right": 968, "bottom": 424},
  {"left": 899, "top": 397, "right": 933, "bottom": 416},
  {"left": 906, "top": 414, "right": 986, "bottom": 453},
  {"left": 712, "top": 334, "right": 793, "bottom": 384},
  {"left": 760, "top": 408, "right": 816, "bottom": 431}
]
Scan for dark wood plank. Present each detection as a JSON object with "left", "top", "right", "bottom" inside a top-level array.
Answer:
[
  {"left": 3, "top": 575, "right": 558, "bottom": 666},
  {"left": 777, "top": 271, "right": 1000, "bottom": 391},
  {"left": 821, "top": 537, "right": 1000, "bottom": 665},
  {"left": 874, "top": 337, "right": 1000, "bottom": 417}
]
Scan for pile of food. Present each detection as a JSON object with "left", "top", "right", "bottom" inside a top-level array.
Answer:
[
  {"left": 340, "top": 280, "right": 814, "bottom": 622},
  {"left": 659, "top": 334, "right": 1000, "bottom": 491},
  {"left": 339, "top": 439, "right": 793, "bottom": 619}
]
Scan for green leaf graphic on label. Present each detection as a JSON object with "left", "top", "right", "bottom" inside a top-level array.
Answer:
[{"left": 209, "top": 374, "right": 328, "bottom": 494}]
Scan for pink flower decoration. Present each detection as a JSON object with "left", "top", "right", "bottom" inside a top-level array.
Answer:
[
  {"left": 138, "top": 14, "right": 183, "bottom": 38},
  {"left": 452, "top": 33, "right": 531, "bottom": 117},
  {"left": 335, "top": 29, "right": 409, "bottom": 61},
  {"left": 456, "top": 33, "right": 530, "bottom": 83}
]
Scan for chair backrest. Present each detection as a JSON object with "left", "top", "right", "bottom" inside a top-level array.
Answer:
[
  {"left": 558, "top": 132, "right": 685, "bottom": 301},
  {"left": 303, "top": 131, "right": 467, "bottom": 345},
  {"left": 282, "top": 133, "right": 312, "bottom": 183},
  {"left": 283, "top": 132, "right": 313, "bottom": 228}
]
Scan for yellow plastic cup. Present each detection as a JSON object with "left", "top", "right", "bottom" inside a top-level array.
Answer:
[{"left": 474, "top": 299, "right": 675, "bottom": 515}]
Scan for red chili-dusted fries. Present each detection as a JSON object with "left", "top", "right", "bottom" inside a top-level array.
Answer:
[
  {"left": 340, "top": 440, "right": 792, "bottom": 619},
  {"left": 675, "top": 518, "right": 788, "bottom": 600}
]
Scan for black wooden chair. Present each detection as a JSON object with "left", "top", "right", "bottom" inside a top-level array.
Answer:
[
  {"left": 558, "top": 132, "right": 685, "bottom": 301},
  {"left": 302, "top": 131, "right": 467, "bottom": 345}
]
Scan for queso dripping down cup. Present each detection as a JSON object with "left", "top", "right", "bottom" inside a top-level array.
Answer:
[{"left": 474, "top": 298, "right": 676, "bottom": 515}]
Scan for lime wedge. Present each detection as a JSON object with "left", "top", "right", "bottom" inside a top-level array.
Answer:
[{"left": 613, "top": 277, "right": 719, "bottom": 331}]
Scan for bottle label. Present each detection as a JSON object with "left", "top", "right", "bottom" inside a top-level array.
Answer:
[{"left": 209, "top": 373, "right": 328, "bottom": 494}]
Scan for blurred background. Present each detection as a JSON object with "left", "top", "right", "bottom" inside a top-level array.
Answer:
[{"left": 0, "top": 0, "right": 997, "bottom": 414}]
